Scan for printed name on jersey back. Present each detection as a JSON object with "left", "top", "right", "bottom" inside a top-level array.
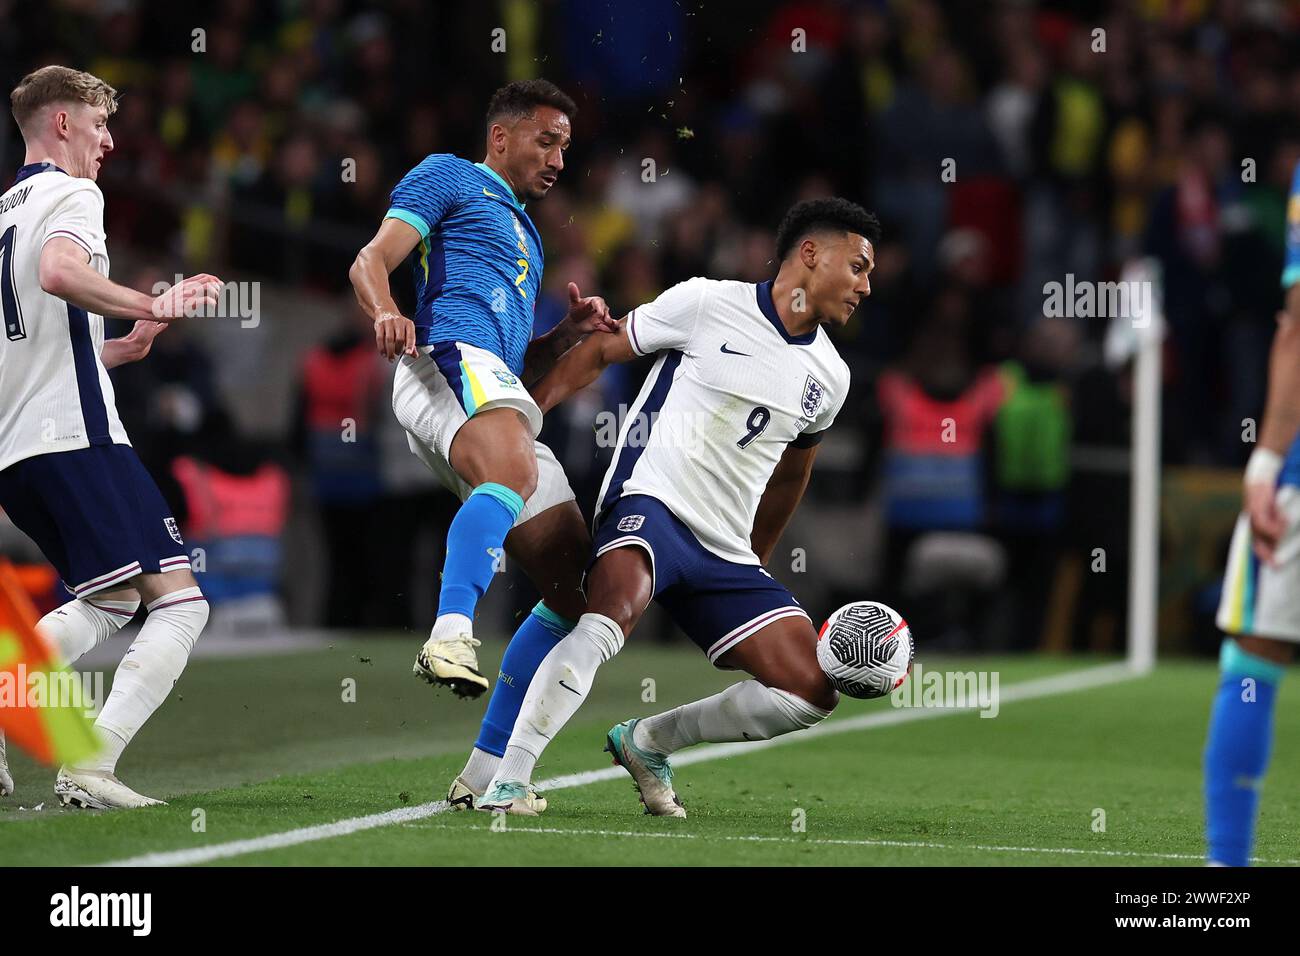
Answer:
[
  {"left": 0, "top": 184, "right": 33, "bottom": 215},
  {"left": 0, "top": 166, "right": 127, "bottom": 472}
]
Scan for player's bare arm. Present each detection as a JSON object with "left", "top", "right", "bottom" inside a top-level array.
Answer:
[
  {"left": 749, "top": 443, "right": 819, "bottom": 565},
  {"left": 532, "top": 316, "right": 637, "bottom": 412},
  {"left": 39, "top": 237, "right": 220, "bottom": 323},
  {"left": 520, "top": 281, "right": 615, "bottom": 388},
  {"left": 100, "top": 320, "right": 168, "bottom": 369},
  {"left": 1244, "top": 294, "right": 1300, "bottom": 564},
  {"left": 349, "top": 217, "right": 421, "bottom": 361}
]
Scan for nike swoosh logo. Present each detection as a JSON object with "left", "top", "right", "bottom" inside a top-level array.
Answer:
[
  {"left": 720, "top": 342, "right": 751, "bottom": 356},
  {"left": 558, "top": 680, "right": 582, "bottom": 696},
  {"left": 483, "top": 187, "right": 501, "bottom": 199}
]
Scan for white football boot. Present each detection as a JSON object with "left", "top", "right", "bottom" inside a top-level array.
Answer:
[
  {"left": 413, "top": 616, "right": 489, "bottom": 699},
  {"left": 474, "top": 780, "right": 549, "bottom": 816},
  {"left": 449, "top": 774, "right": 547, "bottom": 813},
  {"left": 0, "top": 732, "right": 13, "bottom": 797},
  {"left": 55, "top": 767, "right": 165, "bottom": 809},
  {"left": 605, "top": 719, "right": 687, "bottom": 818},
  {"left": 446, "top": 774, "right": 480, "bottom": 811}
]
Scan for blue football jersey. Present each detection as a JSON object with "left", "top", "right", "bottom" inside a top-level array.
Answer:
[
  {"left": 1276, "top": 161, "right": 1300, "bottom": 485},
  {"left": 385, "top": 154, "right": 544, "bottom": 375},
  {"left": 1284, "top": 160, "right": 1300, "bottom": 291}
]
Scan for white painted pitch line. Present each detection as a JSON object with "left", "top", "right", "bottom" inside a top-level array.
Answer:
[
  {"left": 102, "top": 662, "right": 1139, "bottom": 867},
  {"left": 541, "top": 660, "right": 1138, "bottom": 790},
  {"left": 100, "top": 801, "right": 451, "bottom": 867},
  {"left": 412, "top": 823, "right": 1300, "bottom": 866}
]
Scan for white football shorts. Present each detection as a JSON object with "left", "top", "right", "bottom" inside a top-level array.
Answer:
[
  {"left": 1217, "top": 484, "right": 1300, "bottom": 643},
  {"left": 392, "top": 340, "right": 575, "bottom": 524}
]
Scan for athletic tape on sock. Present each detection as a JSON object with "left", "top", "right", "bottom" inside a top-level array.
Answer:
[
  {"left": 469, "top": 482, "right": 525, "bottom": 520},
  {"left": 85, "top": 596, "right": 141, "bottom": 619},
  {"left": 145, "top": 586, "right": 208, "bottom": 614},
  {"left": 579, "top": 612, "right": 624, "bottom": 661},
  {"left": 1220, "top": 638, "right": 1285, "bottom": 684},
  {"left": 767, "top": 686, "right": 833, "bottom": 730},
  {"left": 39, "top": 596, "right": 141, "bottom": 663},
  {"left": 531, "top": 600, "right": 577, "bottom": 637}
]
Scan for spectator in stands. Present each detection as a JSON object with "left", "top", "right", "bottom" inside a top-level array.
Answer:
[
  {"left": 875, "top": 286, "right": 1007, "bottom": 648},
  {"left": 292, "top": 313, "right": 389, "bottom": 628},
  {"left": 991, "top": 316, "right": 1079, "bottom": 650},
  {"left": 171, "top": 409, "right": 291, "bottom": 634}
]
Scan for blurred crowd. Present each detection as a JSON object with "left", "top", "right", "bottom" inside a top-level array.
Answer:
[{"left": 3, "top": 0, "right": 1299, "bottom": 650}]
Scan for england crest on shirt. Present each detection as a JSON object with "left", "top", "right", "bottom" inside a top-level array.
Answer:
[
  {"left": 801, "top": 375, "right": 826, "bottom": 419},
  {"left": 164, "top": 517, "right": 183, "bottom": 545}
]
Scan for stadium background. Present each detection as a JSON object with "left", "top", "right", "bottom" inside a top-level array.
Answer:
[{"left": 2, "top": 0, "right": 1297, "bottom": 659}]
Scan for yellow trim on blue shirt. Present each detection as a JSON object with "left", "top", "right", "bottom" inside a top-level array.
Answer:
[{"left": 474, "top": 162, "right": 524, "bottom": 210}]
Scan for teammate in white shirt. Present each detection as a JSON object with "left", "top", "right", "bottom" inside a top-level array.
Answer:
[
  {"left": 0, "top": 66, "right": 221, "bottom": 808},
  {"left": 477, "top": 198, "right": 879, "bottom": 815}
]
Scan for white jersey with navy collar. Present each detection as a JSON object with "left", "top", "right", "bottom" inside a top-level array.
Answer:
[
  {"left": 597, "top": 276, "right": 851, "bottom": 565},
  {"left": 0, "top": 162, "right": 129, "bottom": 472}
]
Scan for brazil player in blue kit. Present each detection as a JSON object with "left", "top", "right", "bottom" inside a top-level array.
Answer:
[
  {"left": 1206, "top": 160, "right": 1300, "bottom": 865},
  {"left": 478, "top": 199, "right": 880, "bottom": 815},
  {"left": 350, "top": 80, "right": 614, "bottom": 811}
]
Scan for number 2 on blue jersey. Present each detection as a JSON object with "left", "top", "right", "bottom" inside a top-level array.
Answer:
[
  {"left": 737, "top": 405, "right": 770, "bottom": 448},
  {"left": 514, "top": 257, "right": 529, "bottom": 298}
]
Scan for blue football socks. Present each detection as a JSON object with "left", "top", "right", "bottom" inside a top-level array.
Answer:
[
  {"left": 437, "top": 482, "right": 524, "bottom": 619},
  {"left": 1204, "top": 638, "right": 1284, "bottom": 866},
  {"left": 474, "top": 601, "right": 576, "bottom": 756}
]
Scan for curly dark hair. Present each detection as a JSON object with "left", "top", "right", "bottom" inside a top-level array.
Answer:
[
  {"left": 485, "top": 78, "right": 577, "bottom": 128},
  {"left": 775, "top": 198, "right": 881, "bottom": 260}
]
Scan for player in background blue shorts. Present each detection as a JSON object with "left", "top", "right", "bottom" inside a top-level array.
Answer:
[{"left": 477, "top": 199, "right": 880, "bottom": 816}]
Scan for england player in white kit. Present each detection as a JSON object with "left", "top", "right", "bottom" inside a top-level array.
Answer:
[
  {"left": 477, "top": 198, "right": 879, "bottom": 815},
  {"left": 0, "top": 67, "right": 221, "bottom": 807}
]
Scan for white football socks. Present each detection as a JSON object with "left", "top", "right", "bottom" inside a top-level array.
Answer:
[
  {"left": 85, "top": 587, "right": 209, "bottom": 773},
  {"left": 492, "top": 612, "right": 625, "bottom": 786},
  {"left": 0, "top": 731, "right": 11, "bottom": 796},
  {"left": 632, "top": 680, "right": 832, "bottom": 755},
  {"left": 38, "top": 595, "right": 141, "bottom": 664},
  {"left": 1, "top": 595, "right": 141, "bottom": 788},
  {"left": 430, "top": 612, "right": 473, "bottom": 642},
  {"left": 460, "top": 747, "right": 500, "bottom": 794}
]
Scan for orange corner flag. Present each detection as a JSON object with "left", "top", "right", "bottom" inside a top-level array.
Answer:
[{"left": 0, "top": 559, "right": 101, "bottom": 766}]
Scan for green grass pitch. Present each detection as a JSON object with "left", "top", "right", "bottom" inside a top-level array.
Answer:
[{"left": 2, "top": 637, "right": 1297, "bottom": 866}]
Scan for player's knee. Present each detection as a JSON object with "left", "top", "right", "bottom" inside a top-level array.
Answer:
[
  {"left": 540, "top": 588, "right": 585, "bottom": 624},
  {"left": 775, "top": 668, "right": 839, "bottom": 715},
  {"left": 192, "top": 592, "right": 211, "bottom": 633},
  {"left": 1231, "top": 635, "right": 1294, "bottom": 666},
  {"left": 145, "top": 586, "right": 210, "bottom": 655},
  {"left": 514, "top": 466, "right": 538, "bottom": 503},
  {"left": 586, "top": 576, "right": 645, "bottom": 637},
  {"left": 586, "top": 554, "right": 651, "bottom": 636},
  {"left": 487, "top": 458, "right": 537, "bottom": 503},
  {"left": 766, "top": 684, "right": 835, "bottom": 731},
  {"left": 589, "top": 596, "right": 638, "bottom": 638}
]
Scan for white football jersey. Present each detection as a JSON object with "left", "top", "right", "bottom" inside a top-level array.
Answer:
[
  {"left": 597, "top": 276, "right": 851, "bottom": 565},
  {"left": 0, "top": 163, "right": 129, "bottom": 472}
]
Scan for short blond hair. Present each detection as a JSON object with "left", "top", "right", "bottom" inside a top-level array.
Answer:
[{"left": 10, "top": 65, "right": 118, "bottom": 135}]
